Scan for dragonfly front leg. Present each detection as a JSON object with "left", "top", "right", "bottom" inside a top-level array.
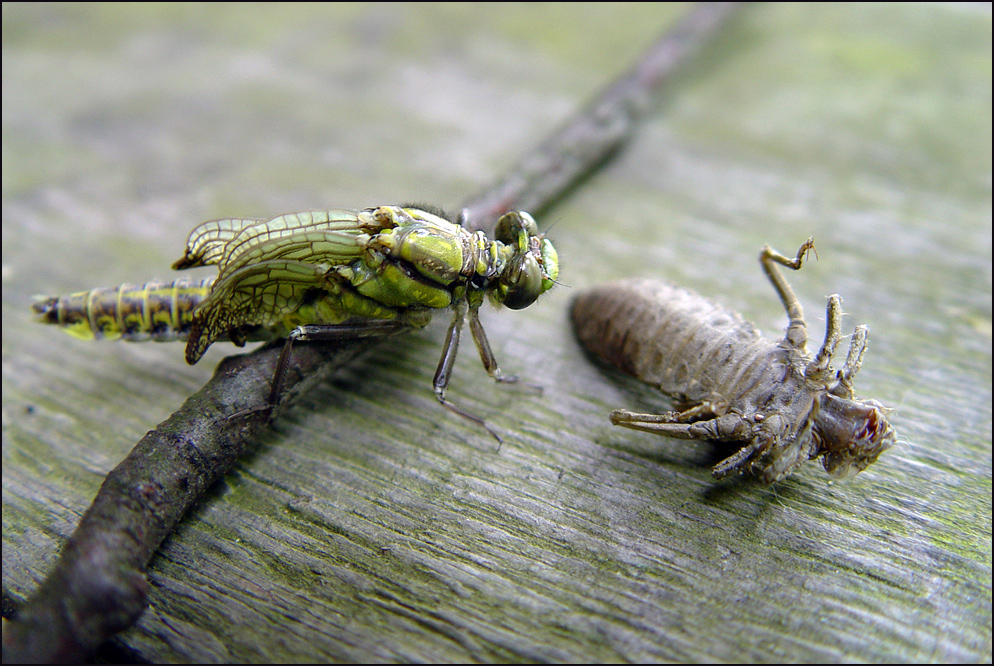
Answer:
[
  {"left": 469, "top": 304, "right": 546, "bottom": 398},
  {"left": 468, "top": 305, "right": 518, "bottom": 386},
  {"left": 433, "top": 302, "right": 503, "bottom": 443}
]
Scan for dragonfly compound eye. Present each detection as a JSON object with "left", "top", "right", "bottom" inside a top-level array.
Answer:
[
  {"left": 495, "top": 211, "right": 538, "bottom": 250},
  {"left": 499, "top": 254, "right": 544, "bottom": 310}
]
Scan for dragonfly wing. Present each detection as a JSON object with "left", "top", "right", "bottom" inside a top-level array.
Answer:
[
  {"left": 185, "top": 259, "right": 332, "bottom": 364},
  {"left": 172, "top": 218, "right": 266, "bottom": 269},
  {"left": 217, "top": 209, "right": 386, "bottom": 270},
  {"left": 207, "top": 229, "right": 374, "bottom": 305}
]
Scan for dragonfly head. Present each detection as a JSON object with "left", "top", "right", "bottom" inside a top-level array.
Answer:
[{"left": 494, "top": 211, "right": 559, "bottom": 310}]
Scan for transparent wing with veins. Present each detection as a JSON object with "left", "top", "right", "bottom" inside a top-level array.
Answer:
[
  {"left": 180, "top": 210, "right": 395, "bottom": 364},
  {"left": 173, "top": 209, "right": 388, "bottom": 271},
  {"left": 185, "top": 259, "right": 335, "bottom": 363},
  {"left": 172, "top": 217, "right": 266, "bottom": 269}
]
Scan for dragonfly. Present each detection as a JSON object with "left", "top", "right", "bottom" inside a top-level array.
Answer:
[{"left": 33, "top": 205, "right": 560, "bottom": 439}]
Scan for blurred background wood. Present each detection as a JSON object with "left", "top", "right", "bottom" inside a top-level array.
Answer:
[{"left": 3, "top": 3, "right": 990, "bottom": 662}]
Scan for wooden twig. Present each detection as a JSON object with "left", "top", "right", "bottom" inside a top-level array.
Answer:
[
  {"left": 1, "top": 3, "right": 741, "bottom": 662},
  {"left": 459, "top": 1, "right": 741, "bottom": 231}
]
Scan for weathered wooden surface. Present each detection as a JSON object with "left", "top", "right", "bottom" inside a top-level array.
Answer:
[{"left": 3, "top": 3, "right": 990, "bottom": 662}]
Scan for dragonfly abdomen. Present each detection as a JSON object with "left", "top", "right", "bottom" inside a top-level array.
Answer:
[{"left": 32, "top": 277, "right": 218, "bottom": 342}]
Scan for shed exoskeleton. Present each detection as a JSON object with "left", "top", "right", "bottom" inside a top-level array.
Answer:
[{"left": 570, "top": 240, "right": 895, "bottom": 484}]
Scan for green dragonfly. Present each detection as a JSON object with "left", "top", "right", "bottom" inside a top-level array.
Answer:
[{"left": 33, "top": 205, "right": 559, "bottom": 437}]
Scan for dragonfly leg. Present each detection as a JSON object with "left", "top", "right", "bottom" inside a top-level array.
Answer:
[
  {"left": 268, "top": 320, "right": 407, "bottom": 407},
  {"left": 469, "top": 304, "right": 546, "bottom": 397},
  {"left": 433, "top": 303, "right": 502, "bottom": 444},
  {"left": 467, "top": 305, "right": 518, "bottom": 385}
]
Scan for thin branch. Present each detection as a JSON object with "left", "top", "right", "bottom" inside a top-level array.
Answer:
[
  {"left": 1, "top": 3, "right": 742, "bottom": 662},
  {"left": 459, "top": 1, "right": 742, "bottom": 231}
]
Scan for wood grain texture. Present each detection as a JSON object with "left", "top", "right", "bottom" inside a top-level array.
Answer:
[{"left": 3, "top": 3, "right": 990, "bottom": 662}]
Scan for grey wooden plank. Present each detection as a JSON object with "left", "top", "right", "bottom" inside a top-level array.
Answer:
[{"left": 3, "top": 3, "right": 990, "bottom": 662}]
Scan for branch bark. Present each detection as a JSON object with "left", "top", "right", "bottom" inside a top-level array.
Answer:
[{"left": 459, "top": 2, "right": 741, "bottom": 231}]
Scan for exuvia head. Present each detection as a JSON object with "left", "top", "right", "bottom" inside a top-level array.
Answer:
[{"left": 815, "top": 394, "right": 896, "bottom": 479}]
